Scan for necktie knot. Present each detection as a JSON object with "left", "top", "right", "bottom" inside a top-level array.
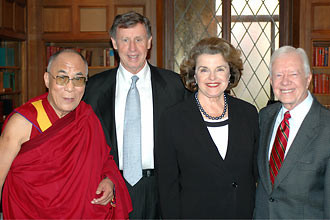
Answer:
[
  {"left": 131, "top": 75, "right": 139, "bottom": 89},
  {"left": 284, "top": 111, "right": 291, "bottom": 120}
]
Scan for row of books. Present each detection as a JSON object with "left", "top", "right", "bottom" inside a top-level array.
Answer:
[
  {"left": 103, "top": 48, "right": 116, "bottom": 67},
  {"left": 46, "top": 46, "right": 92, "bottom": 66},
  {"left": 46, "top": 46, "right": 116, "bottom": 67},
  {"left": 0, "top": 47, "right": 15, "bottom": 66},
  {"left": 313, "top": 73, "right": 330, "bottom": 94},
  {"left": 313, "top": 46, "right": 329, "bottom": 67},
  {"left": 0, "top": 71, "right": 16, "bottom": 93}
]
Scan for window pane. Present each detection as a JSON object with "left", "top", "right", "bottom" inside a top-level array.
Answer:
[{"left": 174, "top": 0, "right": 279, "bottom": 110}]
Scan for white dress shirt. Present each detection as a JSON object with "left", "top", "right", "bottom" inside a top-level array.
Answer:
[
  {"left": 115, "top": 62, "right": 154, "bottom": 170},
  {"left": 268, "top": 92, "right": 313, "bottom": 160}
]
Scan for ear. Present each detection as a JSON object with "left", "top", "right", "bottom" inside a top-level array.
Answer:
[
  {"left": 147, "top": 36, "right": 152, "bottom": 50},
  {"left": 44, "top": 72, "right": 50, "bottom": 89},
  {"left": 270, "top": 75, "right": 273, "bottom": 87},
  {"left": 306, "top": 73, "right": 312, "bottom": 89},
  {"left": 111, "top": 37, "right": 118, "bottom": 50}
]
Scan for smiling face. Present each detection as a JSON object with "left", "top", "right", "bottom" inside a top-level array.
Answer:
[
  {"left": 44, "top": 51, "right": 87, "bottom": 118},
  {"left": 270, "top": 52, "right": 312, "bottom": 110},
  {"left": 195, "top": 53, "right": 230, "bottom": 101},
  {"left": 111, "top": 23, "right": 152, "bottom": 74}
]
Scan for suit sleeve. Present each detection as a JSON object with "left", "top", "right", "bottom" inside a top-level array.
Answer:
[
  {"left": 252, "top": 106, "right": 260, "bottom": 183},
  {"left": 102, "top": 154, "right": 132, "bottom": 219},
  {"left": 324, "top": 157, "right": 330, "bottom": 218},
  {"left": 155, "top": 111, "right": 181, "bottom": 218},
  {"left": 93, "top": 111, "right": 132, "bottom": 219}
]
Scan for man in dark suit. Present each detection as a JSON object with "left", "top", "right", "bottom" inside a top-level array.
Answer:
[
  {"left": 83, "top": 11, "right": 187, "bottom": 219},
  {"left": 254, "top": 45, "right": 330, "bottom": 219}
]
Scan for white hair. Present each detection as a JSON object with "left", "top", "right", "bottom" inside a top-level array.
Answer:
[{"left": 269, "top": 46, "right": 311, "bottom": 77}]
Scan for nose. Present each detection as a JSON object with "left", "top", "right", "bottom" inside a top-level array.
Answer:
[
  {"left": 64, "top": 80, "right": 74, "bottom": 92},
  {"left": 281, "top": 74, "right": 291, "bottom": 85},
  {"left": 208, "top": 71, "right": 216, "bottom": 80},
  {"left": 129, "top": 40, "right": 137, "bottom": 52}
]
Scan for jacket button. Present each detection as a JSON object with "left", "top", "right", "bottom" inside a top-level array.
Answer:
[
  {"left": 232, "top": 182, "right": 238, "bottom": 188},
  {"left": 269, "top": 197, "right": 275, "bottom": 202}
]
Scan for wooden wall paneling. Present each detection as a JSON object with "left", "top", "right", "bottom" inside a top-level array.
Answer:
[
  {"left": 20, "top": 40, "right": 27, "bottom": 102},
  {"left": 3, "top": 0, "right": 14, "bottom": 31},
  {"left": 0, "top": 0, "right": 25, "bottom": 39},
  {"left": 163, "top": 0, "right": 174, "bottom": 70},
  {"left": 14, "top": 1, "right": 26, "bottom": 34},
  {"left": 0, "top": 0, "right": 2, "bottom": 28},
  {"left": 222, "top": 0, "right": 231, "bottom": 41},
  {"left": 311, "top": 2, "right": 330, "bottom": 34},
  {"left": 156, "top": 0, "right": 164, "bottom": 68},
  {"left": 42, "top": 7, "right": 72, "bottom": 33},
  {"left": 115, "top": 5, "right": 145, "bottom": 15},
  {"left": 76, "top": 2, "right": 113, "bottom": 40},
  {"left": 80, "top": 7, "right": 107, "bottom": 32},
  {"left": 27, "top": 0, "right": 45, "bottom": 100}
]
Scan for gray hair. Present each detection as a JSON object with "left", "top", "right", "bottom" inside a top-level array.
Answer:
[
  {"left": 47, "top": 49, "right": 88, "bottom": 76},
  {"left": 109, "top": 11, "right": 152, "bottom": 39},
  {"left": 269, "top": 46, "right": 311, "bottom": 77}
]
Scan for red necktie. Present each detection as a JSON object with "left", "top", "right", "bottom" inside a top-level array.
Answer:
[{"left": 269, "top": 111, "right": 291, "bottom": 185}]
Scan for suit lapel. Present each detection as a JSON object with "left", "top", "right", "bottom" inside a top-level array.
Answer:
[
  {"left": 273, "top": 99, "right": 320, "bottom": 188},
  {"left": 96, "top": 69, "right": 119, "bottom": 163},
  {"left": 258, "top": 104, "right": 281, "bottom": 194},
  {"left": 185, "top": 94, "right": 231, "bottom": 172},
  {"left": 150, "top": 65, "right": 167, "bottom": 143}
]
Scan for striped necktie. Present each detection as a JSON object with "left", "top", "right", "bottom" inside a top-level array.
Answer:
[{"left": 269, "top": 111, "right": 291, "bottom": 185}]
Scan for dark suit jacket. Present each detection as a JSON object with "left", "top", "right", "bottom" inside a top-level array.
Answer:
[
  {"left": 255, "top": 97, "right": 330, "bottom": 219},
  {"left": 83, "top": 64, "right": 188, "bottom": 166},
  {"left": 155, "top": 93, "right": 259, "bottom": 219}
]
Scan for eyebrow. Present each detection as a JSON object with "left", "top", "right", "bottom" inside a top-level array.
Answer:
[
  {"left": 57, "top": 70, "right": 84, "bottom": 76},
  {"left": 197, "top": 65, "right": 228, "bottom": 69}
]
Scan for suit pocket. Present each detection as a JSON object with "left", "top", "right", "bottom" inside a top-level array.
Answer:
[{"left": 296, "top": 160, "right": 318, "bottom": 171}]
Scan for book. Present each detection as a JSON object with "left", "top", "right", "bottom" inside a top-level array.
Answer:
[
  {"left": 109, "top": 48, "right": 115, "bottom": 67},
  {"left": 3, "top": 72, "right": 15, "bottom": 91},
  {"left": 85, "top": 50, "right": 92, "bottom": 66},
  {"left": 6, "top": 48, "right": 15, "bottom": 66},
  {"left": 0, "top": 48, "right": 6, "bottom": 66},
  {"left": 0, "top": 71, "right": 3, "bottom": 92}
]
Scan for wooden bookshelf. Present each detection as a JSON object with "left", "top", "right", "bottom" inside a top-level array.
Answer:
[
  {"left": 0, "top": 40, "right": 26, "bottom": 126},
  {"left": 299, "top": 0, "right": 330, "bottom": 106},
  {"left": 44, "top": 42, "right": 118, "bottom": 77}
]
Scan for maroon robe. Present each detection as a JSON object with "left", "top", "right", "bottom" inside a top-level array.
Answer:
[{"left": 2, "top": 93, "right": 132, "bottom": 219}]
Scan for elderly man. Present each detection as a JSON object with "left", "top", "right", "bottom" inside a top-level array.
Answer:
[
  {"left": 83, "top": 11, "right": 188, "bottom": 219},
  {"left": 0, "top": 49, "right": 132, "bottom": 219},
  {"left": 255, "top": 46, "right": 330, "bottom": 219}
]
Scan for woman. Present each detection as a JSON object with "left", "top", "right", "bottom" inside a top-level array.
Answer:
[{"left": 155, "top": 37, "right": 259, "bottom": 219}]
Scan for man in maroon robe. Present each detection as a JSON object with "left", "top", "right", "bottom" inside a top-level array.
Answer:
[{"left": 0, "top": 49, "right": 132, "bottom": 219}]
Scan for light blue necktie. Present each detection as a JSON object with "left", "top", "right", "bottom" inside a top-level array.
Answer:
[{"left": 123, "top": 75, "right": 142, "bottom": 186}]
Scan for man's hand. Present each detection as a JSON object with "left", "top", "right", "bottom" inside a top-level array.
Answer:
[{"left": 91, "top": 177, "right": 114, "bottom": 206}]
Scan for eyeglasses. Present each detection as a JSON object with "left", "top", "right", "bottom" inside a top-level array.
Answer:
[{"left": 48, "top": 72, "right": 87, "bottom": 87}]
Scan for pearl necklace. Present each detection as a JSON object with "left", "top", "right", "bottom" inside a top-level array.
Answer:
[{"left": 195, "top": 92, "right": 227, "bottom": 120}]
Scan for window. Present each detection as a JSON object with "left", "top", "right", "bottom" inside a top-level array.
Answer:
[{"left": 173, "top": 0, "right": 279, "bottom": 110}]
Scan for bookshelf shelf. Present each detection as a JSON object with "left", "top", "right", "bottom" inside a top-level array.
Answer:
[
  {"left": 0, "top": 91, "right": 21, "bottom": 96},
  {"left": 89, "top": 66, "right": 117, "bottom": 69},
  {"left": 0, "top": 66, "right": 20, "bottom": 70}
]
